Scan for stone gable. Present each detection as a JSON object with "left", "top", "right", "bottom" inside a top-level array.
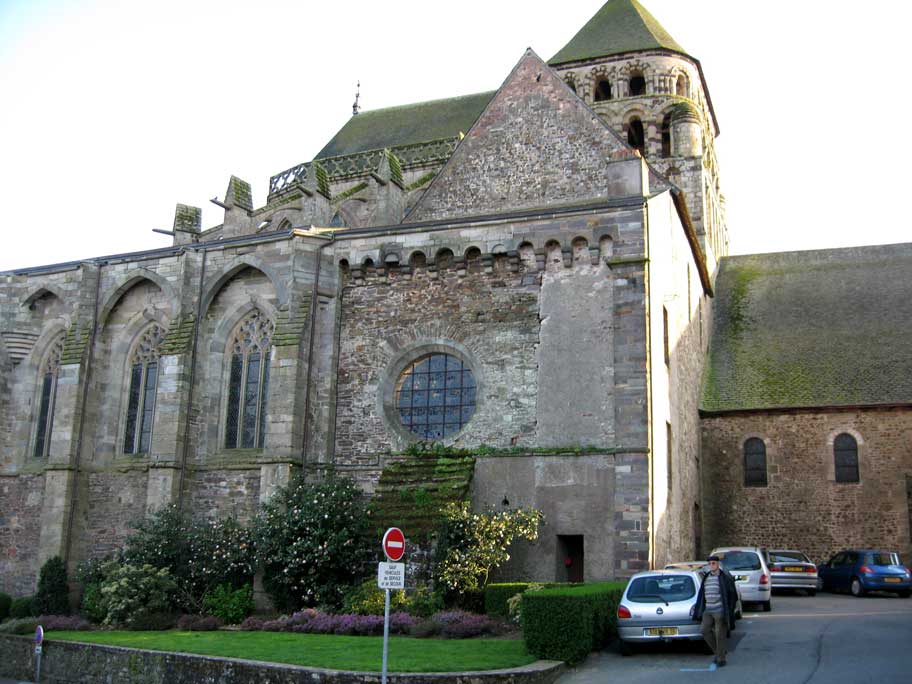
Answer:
[{"left": 406, "top": 50, "right": 637, "bottom": 223}]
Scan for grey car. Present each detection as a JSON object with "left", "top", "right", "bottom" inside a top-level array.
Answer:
[
  {"left": 767, "top": 549, "right": 818, "bottom": 595},
  {"left": 616, "top": 570, "right": 706, "bottom": 655}
]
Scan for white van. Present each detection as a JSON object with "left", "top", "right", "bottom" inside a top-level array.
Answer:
[{"left": 710, "top": 546, "right": 772, "bottom": 612}]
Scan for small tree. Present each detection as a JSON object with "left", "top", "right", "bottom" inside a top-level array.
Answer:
[
  {"left": 33, "top": 556, "right": 71, "bottom": 615},
  {"left": 253, "top": 475, "right": 373, "bottom": 611},
  {"left": 100, "top": 564, "right": 177, "bottom": 627},
  {"left": 435, "top": 501, "right": 542, "bottom": 594}
]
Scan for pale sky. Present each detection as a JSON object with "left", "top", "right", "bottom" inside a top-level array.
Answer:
[{"left": 1, "top": 0, "right": 910, "bottom": 272}]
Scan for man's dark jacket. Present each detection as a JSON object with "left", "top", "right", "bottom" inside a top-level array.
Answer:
[{"left": 692, "top": 569, "right": 738, "bottom": 629}]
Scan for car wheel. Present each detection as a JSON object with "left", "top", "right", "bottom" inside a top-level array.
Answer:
[
  {"left": 850, "top": 578, "right": 866, "bottom": 597},
  {"left": 897, "top": 590, "right": 910, "bottom": 599},
  {"left": 807, "top": 589, "right": 817, "bottom": 597},
  {"left": 762, "top": 599, "right": 771, "bottom": 612},
  {"left": 619, "top": 640, "right": 634, "bottom": 657}
]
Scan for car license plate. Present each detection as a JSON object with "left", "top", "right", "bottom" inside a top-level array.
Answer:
[
  {"left": 884, "top": 577, "right": 901, "bottom": 583},
  {"left": 645, "top": 627, "right": 678, "bottom": 637},
  {"left": 784, "top": 566, "right": 804, "bottom": 572},
  {"left": 735, "top": 575, "right": 748, "bottom": 581}
]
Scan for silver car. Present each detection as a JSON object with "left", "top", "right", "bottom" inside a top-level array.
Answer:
[
  {"left": 712, "top": 546, "right": 772, "bottom": 611},
  {"left": 616, "top": 570, "right": 705, "bottom": 655},
  {"left": 767, "top": 549, "right": 818, "bottom": 595}
]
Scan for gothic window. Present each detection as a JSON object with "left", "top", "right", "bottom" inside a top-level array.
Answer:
[
  {"left": 594, "top": 79, "right": 612, "bottom": 101},
  {"left": 33, "top": 335, "right": 64, "bottom": 458},
  {"left": 661, "top": 112, "right": 673, "bottom": 157},
  {"left": 627, "top": 117, "right": 645, "bottom": 155},
  {"left": 834, "top": 433, "right": 859, "bottom": 483},
  {"left": 395, "top": 353, "right": 476, "bottom": 440},
  {"left": 224, "top": 309, "right": 274, "bottom": 449},
  {"left": 629, "top": 74, "right": 646, "bottom": 96},
  {"left": 743, "top": 438, "right": 768, "bottom": 487},
  {"left": 123, "top": 325, "right": 166, "bottom": 455}
]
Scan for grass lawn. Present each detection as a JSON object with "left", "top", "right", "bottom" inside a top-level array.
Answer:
[{"left": 47, "top": 631, "right": 537, "bottom": 672}]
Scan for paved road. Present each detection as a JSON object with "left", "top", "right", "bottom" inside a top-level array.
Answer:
[{"left": 558, "top": 592, "right": 912, "bottom": 684}]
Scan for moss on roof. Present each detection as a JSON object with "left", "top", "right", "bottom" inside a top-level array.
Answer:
[
  {"left": 702, "top": 244, "right": 912, "bottom": 413},
  {"left": 549, "top": 0, "right": 686, "bottom": 65},
  {"left": 315, "top": 91, "right": 495, "bottom": 159}
]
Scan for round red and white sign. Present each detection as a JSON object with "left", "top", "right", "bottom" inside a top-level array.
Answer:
[{"left": 382, "top": 527, "right": 405, "bottom": 561}]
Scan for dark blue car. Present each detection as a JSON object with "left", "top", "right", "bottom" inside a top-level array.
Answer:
[{"left": 817, "top": 550, "right": 911, "bottom": 598}]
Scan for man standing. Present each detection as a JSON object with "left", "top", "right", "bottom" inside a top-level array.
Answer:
[{"left": 693, "top": 554, "right": 738, "bottom": 667}]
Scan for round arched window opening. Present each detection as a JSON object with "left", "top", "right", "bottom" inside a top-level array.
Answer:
[{"left": 395, "top": 353, "right": 476, "bottom": 439}]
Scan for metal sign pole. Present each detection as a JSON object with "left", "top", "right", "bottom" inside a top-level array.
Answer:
[
  {"left": 381, "top": 587, "right": 391, "bottom": 684},
  {"left": 34, "top": 625, "right": 43, "bottom": 684},
  {"left": 35, "top": 649, "right": 41, "bottom": 684}
]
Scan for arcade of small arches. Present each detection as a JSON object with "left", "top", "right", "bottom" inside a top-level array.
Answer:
[{"left": 338, "top": 234, "right": 616, "bottom": 282}]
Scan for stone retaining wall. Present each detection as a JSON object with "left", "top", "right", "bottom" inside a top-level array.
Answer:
[{"left": 0, "top": 635, "right": 565, "bottom": 684}]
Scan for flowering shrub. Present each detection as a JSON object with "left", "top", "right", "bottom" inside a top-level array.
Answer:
[
  {"left": 100, "top": 564, "right": 177, "bottom": 627},
  {"left": 176, "top": 614, "right": 223, "bottom": 631},
  {"left": 123, "top": 506, "right": 254, "bottom": 612},
  {"left": 254, "top": 610, "right": 415, "bottom": 636},
  {"left": 36, "top": 614, "right": 91, "bottom": 631},
  {"left": 253, "top": 476, "right": 373, "bottom": 611},
  {"left": 239, "top": 615, "right": 265, "bottom": 631},
  {"left": 435, "top": 502, "right": 542, "bottom": 594},
  {"left": 407, "top": 610, "right": 505, "bottom": 638}
]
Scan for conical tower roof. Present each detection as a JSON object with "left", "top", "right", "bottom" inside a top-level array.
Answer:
[{"left": 549, "top": 0, "right": 687, "bottom": 65}]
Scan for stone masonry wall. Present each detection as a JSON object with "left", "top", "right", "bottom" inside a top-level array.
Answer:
[
  {"left": 0, "top": 474, "right": 44, "bottom": 596},
  {"left": 701, "top": 408, "right": 912, "bottom": 563}
]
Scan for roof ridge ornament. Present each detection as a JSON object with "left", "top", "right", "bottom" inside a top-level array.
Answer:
[{"left": 352, "top": 81, "right": 361, "bottom": 116}]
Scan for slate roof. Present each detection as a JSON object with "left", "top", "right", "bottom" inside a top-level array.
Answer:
[
  {"left": 549, "top": 0, "right": 687, "bottom": 65},
  {"left": 315, "top": 91, "right": 495, "bottom": 159},
  {"left": 701, "top": 244, "right": 912, "bottom": 413}
]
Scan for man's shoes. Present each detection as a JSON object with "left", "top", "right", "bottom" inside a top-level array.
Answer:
[{"left": 717, "top": 659, "right": 727, "bottom": 667}]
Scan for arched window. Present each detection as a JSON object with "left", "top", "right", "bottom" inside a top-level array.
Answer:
[
  {"left": 33, "top": 335, "right": 64, "bottom": 458},
  {"left": 676, "top": 74, "right": 687, "bottom": 97},
  {"left": 629, "top": 74, "right": 646, "bottom": 96},
  {"left": 834, "top": 433, "right": 859, "bottom": 483},
  {"left": 123, "top": 325, "right": 165, "bottom": 454},
  {"left": 661, "top": 112, "right": 673, "bottom": 157},
  {"left": 627, "top": 117, "right": 645, "bottom": 155},
  {"left": 225, "top": 309, "right": 274, "bottom": 449},
  {"left": 594, "top": 79, "right": 612, "bottom": 101},
  {"left": 743, "top": 438, "right": 767, "bottom": 487}
]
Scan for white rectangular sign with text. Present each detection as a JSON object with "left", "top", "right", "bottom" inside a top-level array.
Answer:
[{"left": 377, "top": 562, "right": 405, "bottom": 589}]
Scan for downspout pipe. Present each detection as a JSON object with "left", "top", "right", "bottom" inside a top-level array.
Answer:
[
  {"left": 64, "top": 261, "right": 104, "bottom": 565},
  {"left": 176, "top": 247, "right": 208, "bottom": 512},
  {"left": 301, "top": 233, "right": 335, "bottom": 469}
]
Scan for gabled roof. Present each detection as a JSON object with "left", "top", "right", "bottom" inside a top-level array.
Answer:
[
  {"left": 702, "top": 244, "right": 912, "bottom": 413},
  {"left": 315, "top": 92, "right": 495, "bottom": 159},
  {"left": 549, "top": 0, "right": 687, "bottom": 65}
]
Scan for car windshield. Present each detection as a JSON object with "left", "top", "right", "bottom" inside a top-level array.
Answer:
[
  {"left": 627, "top": 575, "right": 696, "bottom": 603},
  {"left": 718, "top": 551, "right": 761, "bottom": 571},
  {"left": 867, "top": 552, "right": 901, "bottom": 566},
  {"left": 770, "top": 551, "right": 810, "bottom": 564}
]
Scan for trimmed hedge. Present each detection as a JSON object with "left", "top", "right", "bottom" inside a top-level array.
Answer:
[
  {"left": 522, "top": 581, "right": 626, "bottom": 665},
  {"left": 484, "top": 583, "right": 531, "bottom": 617}
]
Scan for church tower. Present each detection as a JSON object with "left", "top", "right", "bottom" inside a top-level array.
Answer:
[{"left": 549, "top": 0, "right": 728, "bottom": 273}]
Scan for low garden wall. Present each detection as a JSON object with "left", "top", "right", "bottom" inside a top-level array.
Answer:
[{"left": 0, "top": 634, "right": 565, "bottom": 684}]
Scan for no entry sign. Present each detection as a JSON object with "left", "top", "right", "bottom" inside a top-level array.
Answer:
[{"left": 382, "top": 527, "right": 405, "bottom": 561}]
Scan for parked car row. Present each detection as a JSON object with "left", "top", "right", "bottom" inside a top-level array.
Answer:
[{"left": 615, "top": 546, "right": 910, "bottom": 655}]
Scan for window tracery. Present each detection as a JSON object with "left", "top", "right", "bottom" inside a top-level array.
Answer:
[
  {"left": 123, "top": 324, "right": 166, "bottom": 454},
  {"left": 33, "top": 335, "right": 65, "bottom": 458},
  {"left": 225, "top": 309, "right": 274, "bottom": 449}
]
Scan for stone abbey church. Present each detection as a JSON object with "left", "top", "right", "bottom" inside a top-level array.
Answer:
[{"left": 2, "top": 0, "right": 911, "bottom": 597}]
